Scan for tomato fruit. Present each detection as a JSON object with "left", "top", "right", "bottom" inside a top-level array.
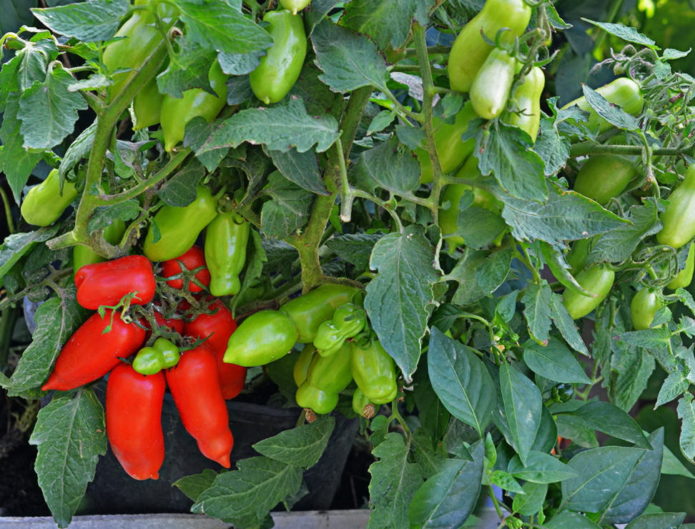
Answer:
[
  {"left": 74, "top": 255, "right": 156, "bottom": 309},
  {"left": 505, "top": 66, "right": 545, "bottom": 141},
  {"left": 563, "top": 78, "right": 643, "bottom": 133},
  {"left": 657, "top": 164, "right": 695, "bottom": 249},
  {"left": 21, "top": 169, "right": 78, "bottom": 227},
  {"left": 223, "top": 310, "right": 298, "bottom": 367},
  {"left": 350, "top": 335, "right": 398, "bottom": 405},
  {"left": 630, "top": 288, "right": 662, "bottom": 330},
  {"left": 573, "top": 155, "right": 637, "bottom": 205},
  {"left": 667, "top": 242, "right": 695, "bottom": 290},
  {"left": 204, "top": 212, "right": 250, "bottom": 297},
  {"left": 562, "top": 265, "right": 615, "bottom": 319},
  {"left": 470, "top": 48, "right": 517, "bottom": 120},
  {"left": 162, "top": 246, "right": 211, "bottom": 293},
  {"left": 73, "top": 220, "right": 126, "bottom": 276},
  {"left": 295, "top": 344, "right": 353, "bottom": 415}
]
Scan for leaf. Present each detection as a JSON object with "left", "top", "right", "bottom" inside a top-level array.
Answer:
[
  {"left": 489, "top": 470, "right": 525, "bottom": 493},
  {"left": 176, "top": 0, "right": 272, "bottom": 54},
  {"left": 581, "top": 84, "right": 641, "bottom": 131},
  {"left": 508, "top": 450, "right": 577, "bottom": 484},
  {"left": 156, "top": 39, "right": 217, "bottom": 98},
  {"left": 59, "top": 121, "right": 96, "bottom": 179},
  {"left": 545, "top": 511, "right": 602, "bottom": 529},
  {"left": 364, "top": 225, "right": 438, "bottom": 380},
  {"left": 260, "top": 171, "right": 313, "bottom": 239},
  {"left": 625, "top": 512, "right": 686, "bottom": 529},
  {"left": 19, "top": 64, "right": 88, "bottom": 150},
  {"left": 522, "top": 281, "right": 553, "bottom": 344},
  {"left": 305, "top": 0, "right": 342, "bottom": 33},
  {"left": 573, "top": 401, "right": 651, "bottom": 448},
  {"left": 582, "top": 20, "right": 657, "bottom": 48},
  {"left": 476, "top": 121, "right": 547, "bottom": 202},
  {"left": 32, "top": 0, "right": 129, "bottom": 41},
  {"left": 408, "top": 442, "right": 484, "bottom": 529},
  {"left": 311, "top": 20, "right": 389, "bottom": 93},
  {"left": 29, "top": 390, "right": 107, "bottom": 529},
  {"left": 427, "top": 328, "right": 497, "bottom": 437},
  {"left": 192, "top": 456, "right": 303, "bottom": 528},
  {"left": 550, "top": 294, "right": 589, "bottom": 357},
  {"left": 523, "top": 337, "right": 591, "bottom": 384},
  {"left": 513, "top": 482, "right": 548, "bottom": 516},
  {"left": 173, "top": 469, "right": 219, "bottom": 501},
  {"left": 353, "top": 137, "right": 420, "bottom": 195},
  {"left": 661, "top": 445, "right": 695, "bottom": 479},
  {"left": 499, "top": 364, "right": 542, "bottom": 466},
  {"left": 218, "top": 49, "right": 263, "bottom": 76},
  {"left": 535, "top": 116, "right": 571, "bottom": 177},
  {"left": 561, "top": 446, "right": 645, "bottom": 512},
  {"left": 4, "top": 293, "right": 84, "bottom": 396},
  {"left": 677, "top": 394, "right": 695, "bottom": 462},
  {"left": 0, "top": 227, "right": 59, "bottom": 284},
  {"left": 156, "top": 159, "right": 205, "bottom": 207},
  {"left": 368, "top": 433, "right": 423, "bottom": 529},
  {"left": 341, "top": 0, "right": 418, "bottom": 50},
  {"left": 446, "top": 247, "right": 513, "bottom": 306},
  {"left": 501, "top": 188, "right": 628, "bottom": 249},
  {"left": 600, "top": 429, "right": 664, "bottom": 524},
  {"left": 268, "top": 148, "right": 328, "bottom": 195},
  {"left": 253, "top": 416, "right": 334, "bottom": 469},
  {"left": 197, "top": 98, "right": 340, "bottom": 155},
  {"left": 326, "top": 233, "right": 383, "bottom": 271},
  {"left": 655, "top": 370, "right": 690, "bottom": 408}
]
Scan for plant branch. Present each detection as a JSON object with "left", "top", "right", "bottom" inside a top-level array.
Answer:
[
  {"left": 569, "top": 143, "right": 691, "bottom": 157},
  {"left": 0, "top": 187, "right": 16, "bottom": 235}
]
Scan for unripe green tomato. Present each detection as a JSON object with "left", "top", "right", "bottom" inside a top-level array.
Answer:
[
  {"left": 470, "top": 48, "right": 517, "bottom": 120},
  {"left": 504, "top": 66, "right": 545, "bottom": 141},
  {"left": 280, "top": 284, "right": 358, "bottom": 343},
  {"left": 295, "top": 384, "right": 339, "bottom": 415},
  {"left": 566, "top": 238, "right": 591, "bottom": 275},
  {"left": 160, "top": 60, "right": 228, "bottom": 152},
  {"left": 447, "top": 0, "right": 531, "bottom": 93},
  {"left": 153, "top": 337, "right": 180, "bottom": 369},
  {"left": 133, "top": 76, "right": 163, "bottom": 130},
  {"left": 73, "top": 219, "right": 126, "bottom": 276},
  {"left": 562, "top": 265, "right": 615, "bottom": 319},
  {"left": 573, "top": 154, "right": 637, "bottom": 205},
  {"left": 21, "top": 169, "right": 78, "bottom": 227},
  {"left": 132, "top": 347, "right": 164, "bottom": 375},
  {"left": 657, "top": 165, "right": 695, "bottom": 249},
  {"left": 416, "top": 101, "right": 478, "bottom": 184},
  {"left": 563, "top": 78, "right": 643, "bottom": 133},
  {"left": 630, "top": 288, "right": 662, "bottom": 330},
  {"left": 667, "top": 242, "right": 695, "bottom": 290},
  {"left": 292, "top": 345, "right": 317, "bottom": 387},
  {"left": 279, "top": 0, "right": 311, "bottom": 14},
  {"left": 351, "top": 337, "right": 398, "bottom": 405},
  {"left": 249, "top": 10, "right": 307, "bottom": 105},
  {"left": 143, "top": 186, "right": 218, "bottom": 262},
  {"left": 223, "top": 310, "right": 298, "bottom": 367},
  {"left": 295, "top": 343, "right": 352, "bottom": 414},
  {"left": 352, "top": 388, "right": 375, "bottom": 419},
  {"left": 205, "top": 211, "right": 250, "bottom": 297}
]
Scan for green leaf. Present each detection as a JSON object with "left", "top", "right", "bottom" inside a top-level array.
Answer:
[
  {"left": 0, "top": 227, "right": 59, "bottom": 284},
  {"left": 353, "top": 137, "right": 420, "bottom": 195},
  {"left": 476, "top": 121, "right": 547, "bottom": 202},
  {"left": 446, "top": 247, "right": 513, "bottom": 306},
  {"left": 535, "top": 116, "right": 571, "bottom": 177},
  {"left": 59, "top": 121, "right": 96, "bottom": 179},
  {"left": 218, "top": 49, "right": 263, "bottom": 76},
  {"left": 312, "top": 20, "right": 389, "bottom": 93},
  {"left": 177, "top": 0, "right": 272, "bottom": 54},
  {"left": 326, "top": 233, "right": 382, "bottom": 271},
  {"left": 305, "top": 0, "right": 342, "bottom": 33},
  {"left": 489, "top": 470, "right": 524, "bottom": 493},
  {"left": 427, "top": 328, "right": 496, "bottom": 437},
  {"left": 19, "top": 64, "right": 88, "bottom": 150},
  {"left": 545, "top": 511, "right": 602, "bottom": 529},
  {"left": 341, "top": 0, "right": 418, "bottom": 50},
  {"left": 365, "top": 225, "right": 438, "bottom": 380},
  {"left": 32, "top": 0, "right": 129, "bottom": 41},
  {"left": 677, "top": 394, "right": 695, "bottom": 462},
  {"left": 549, "top": 293, "right": 589, "bottom": 356},
  {"left": 501, "top": 188, "right": 627, "bottom": 249},
  {"left": 600, "top": 429, "right": 664, "bottom": 524},
  {"left": 368, "top": 433, "right": 423, "bottom": 529},
  {"left": 523, "top": 337, "right": 591, "bottom": 384},
  {"left": 573, "top": 401, "right": 651, "bottom": 449},
  {"left": 156, "top": 159, "right": 205, "bottom": 207},
  {"left": 253, "top": 416, "right": 334, "bottom": 469},
  {"left": 582, "top": 84, "right": 641, "bottom": 131},
  {"left": 582, "top": 19, "right": 657, "bottom": 48},
  {"left": 609, "top": 340, "right": 656, "bottom": 411},
  {"left": 625, "top": 512, "right": 686, "bottom": 529},
  {"left": 269, "top": 148, "right": 329, "bottom": 195},
  {"left": 408, "top": 443, "right": 483, "bottom": 529},
  {"left": 260, "top": 171, "right": 312, "bottom": 239},
  {"left": 173, "top": 469, "right": 219, "bottom": 502},
  {"left": 499, "top": 364, "right": 542, "bottom": 466},
  {"left": 156, "top": 39, "right": 217, "bottom": 98},
  {"left": 192, "top": 456, "right": 303, "bottom": 528},
  {"left": 88, "top": 201, "right": 140, "bottom": 232},
  {"left": 508, "top": 450, "right": 577, "bottom": 484},
  {"left": 197, "top": 98, "right": 340, "bottom": 155},
  {"left": 522, "top": 281, "right": 553, "bottom": 345},
  {"left": 4, "top": 293, "right": 84, "bottom": 396},
  {"left": 512, "top": 482, "right": 548, "bottom": 516},
  {"left": 29, "top": 390, "right": 107, "bottom": 529},
  {"left": 561, "top": 446, "right": 645, "bottom": 512},
  {"left": 661, "top": 444, "right": 695, "bottom": 478},
  {"left": 656, "top": 370, "right": 690, "bottom": 408}
]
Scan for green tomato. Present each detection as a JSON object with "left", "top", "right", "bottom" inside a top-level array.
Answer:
[
  {"left": 351, "top": 335, "right": 398, "bottom": 405},
  {"left": 205, "top": 212, "right": 250, "bottom": 297},
  {"left": 249, "top": 9, "right": 307, "bottom": 105},
  {"left": 295, "top": 343, "right": 352, "bottom": 415},
  {"left": 133, "top": 76, "right": 163, "bottom": 130},
  {"left": 73, "top": 220, "right": 126, "bottom": 276},
  {"left": 630, "top": 288, "right": 662, "bottom": 330},
  {"left": 573, "top": 154, "right": 637, "bottom": 205},
  {"left": 470, "top": 48, "right": 517, "bottom": 120},
  {"left": 223, "top": 310, "right": 298, "bottom": 367},
  {"left": 21, "top": 169, "right": 78, "bottom": 227},
  {"left": 504, "top": 66, "right": 545, "bottom": 141},
  {"left": 562, "top": 265, "right": 615, "bottom": 320},
  {"left": 563, "top": 78, "right": 643, "bottom": 133},
  {"left": 279, "top": 0, "right": 311, "bottom": 14},
  {"left": 657, "top": 164, "right": 695, "bottom": 249},
  {"left": 667, "top": 242, "right": 695, "bottom": 290},
  {"left": 447, "top": 0, "right": 531, "bottom": 93}
]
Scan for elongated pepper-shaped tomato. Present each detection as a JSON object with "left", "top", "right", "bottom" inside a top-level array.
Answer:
[
  {"left": 470, "top": 48, "right": 517, "bottom": 120},
  {"left": 106, "top": 364, "right": 165, "bottom": 480},
  {"left": 166, "top": 346, "right": 234, "bottom": 467},
  {"left": 205, "top": 212, "right": 250, "bottom": 297},
  {"left": 657, "top": 164, "right": 695, "bottom": 249},
  {"left": 184, "top": 299, "right": 245, "bottom": 400},
  {"left": 42, "top": 310, "right": 147, "bottom": 391},
  {"left": 505, "top": 66, "right": 545, "bottom": 141},
  {"left": 74, "top": 255, "right": 156, "bottom": 309}
]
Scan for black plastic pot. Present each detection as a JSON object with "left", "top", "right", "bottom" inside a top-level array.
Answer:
[{"left": 80, "top": 383, "right": 358, "bottom": 515}]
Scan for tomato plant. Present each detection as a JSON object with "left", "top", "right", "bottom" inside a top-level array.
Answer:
[{"left": 1, "top": 0, "right": 694, "bottom": 528}]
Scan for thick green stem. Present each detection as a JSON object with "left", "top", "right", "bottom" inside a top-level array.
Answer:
[
  {"left": 47, "top": 39, "right": 169, "bottom": 252},
  {"left": 570, "top": 143, "right": 691, "bottom": 157}
]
